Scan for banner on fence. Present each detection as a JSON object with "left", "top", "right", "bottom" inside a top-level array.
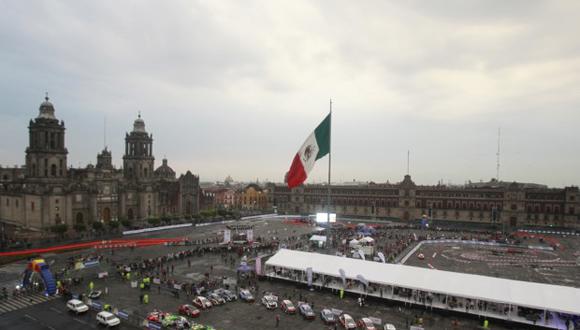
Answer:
[
  {"left": 338, "top": 268, "right": 346, "bottom": 287},
  {"left": 224, "top": 229, "right": 231, "bottom": 243}
]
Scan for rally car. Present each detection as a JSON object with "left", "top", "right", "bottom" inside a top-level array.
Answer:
[
  {"left": 357, "top": 317, "right": 377, "bottom": 330},
  {"left": 239, "top": 289, "right": 255, "bottom": 302},
  {"left": 339, "top": 313, "right": 357, "bottom": 329},
  {"left": 193, "top": 296, "right": 213, "bottom": 309},
  {"left": 147, "top": 311, "right": 169, "bottom": 323},
  {"left": 178, "top": 304, "right": 200, "bottom": 318},
  {"left": 320, "top": 308, "right": 336, "bottom": 324},
  {"left": 215, "top": 288, "right": 237, "bottom": 301},
  {"left": 298, "top": 302, "right": 315, "bottom": 320},
  {"left": 208, "top": 292, "right": 226, "bottom": 306},
  {"left": 280, "top": 300, "right": 296, "bottom": 314},
  {"left": 261, "top": 294, "right": 278, "bottom": 310}
]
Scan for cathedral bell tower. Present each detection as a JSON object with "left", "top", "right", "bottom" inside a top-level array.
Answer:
[
  {"left": 25, "top": 94, "right": 68, "bottom": 179},
  {"left": 123, "top": 113, "right": 154, "bottom": 181}
]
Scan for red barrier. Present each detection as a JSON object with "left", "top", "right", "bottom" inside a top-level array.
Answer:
[{"left": 0, "top": 237, "right": 187, "bottom": 257}]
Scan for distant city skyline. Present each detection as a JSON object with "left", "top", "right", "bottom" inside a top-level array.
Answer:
[{"left": 1, "top": 1, "right": 579, "bottom": 188}]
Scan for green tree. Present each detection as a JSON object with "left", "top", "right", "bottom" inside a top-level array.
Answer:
[
  {"left": 107, "top": 220, "right": 120, "bottom": 229},
  {"left": 73, "top": 223, "right": 86, "bottom": 232},
  {"left": 91, "top": 221, "right": 104, "bottom": 231},
  {"left": 148, "top": 218, "right": 160, "bottom": 226},
  {"left": 121, "top": 219, "right": 132, "bottom": 228},
  {"left": 50, "top": 224, "right": 68, "bottom": 236}
]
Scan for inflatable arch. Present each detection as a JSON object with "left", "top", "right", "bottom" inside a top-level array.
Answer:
[{"left": 22, "top": 259, "right": 57, "bottom": 296}]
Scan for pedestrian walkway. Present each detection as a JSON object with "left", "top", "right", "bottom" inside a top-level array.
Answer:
[{"left": 0, "top": 293, "right": 58, "bottom": 315}]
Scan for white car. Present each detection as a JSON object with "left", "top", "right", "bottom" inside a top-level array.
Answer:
[
  {"left": 66, "top": 299, "right": 89, "bottom": 314},
  {"left": 384, "top": 324, "right": 396, "bottom": 330},
  {"left": 96, "top": 311, "right": 120, "bottom": 327},
  {"left": 261, "top": 295, "right": 278, "bottom": 309}
]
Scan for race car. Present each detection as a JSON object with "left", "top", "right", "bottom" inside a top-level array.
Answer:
[
  {"left": 215, "top": 288, "right": 237, "bottom": 301},
  {"left": 193, "top": 296, "right": 213, "bottom": 309},
  {"left": 261, "top": 295, "right": 278, "bottom": 310},
  {"left": 383, "top": 324, "right": 397, "bottom": 330},
  {"left": 320, "top": 308, "right": 336, "bottom": 324},
  {"left": 191, "top": 323, "right": 216, "bottom": 330},
  {"left": 417, "top": 253, "right": 425, "bottom": 260},
  {"left": 147, "top": 311, "right": 169, "bottom": 323},
  {"left": 178, "top": 304, "right": 200, "bottom": 318},
  {"left": 298, "top": 303, "right": 315, "bottom": 320},
  {"left": 208, "top": 292, "right": 226, "bottom": 306},
  {"left": 339, "top": 313, "right": 357, "bottom": 329},
  {"left": 357, "top": 317, "right": 377, "bottom": 330},
  {"left": 280, "top": 300, "right": 296, "bottom": 314},
  {"left": 239, "top": 289, "right": 255, "bottom": 302},
  {"left": 162, "top": 314, "right": 190, "bottom": 329},
  {"left": 88, "top": 290, "right": 102, "bottom": 299}
]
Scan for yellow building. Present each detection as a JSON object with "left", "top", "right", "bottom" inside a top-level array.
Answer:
[{"left": 237, "top": 184, "right": 269, "bottom": 210}]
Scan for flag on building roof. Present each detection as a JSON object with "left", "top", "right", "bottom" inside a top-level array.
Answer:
[{"left": 286, "top": 113, "right": 331, "bottom": 188}]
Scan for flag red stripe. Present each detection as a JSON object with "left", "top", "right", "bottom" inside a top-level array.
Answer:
[{"left": 287, "top": 153, "right": 307, "bottom": 188}]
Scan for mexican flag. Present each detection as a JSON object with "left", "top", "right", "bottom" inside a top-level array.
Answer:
[{"left": 286, "top": 113, "right": 331, "bottom": 188}]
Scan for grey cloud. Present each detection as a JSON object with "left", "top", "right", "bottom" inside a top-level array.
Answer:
[{"left": 0, "top": 1, "right": 578, "bottom": 187}]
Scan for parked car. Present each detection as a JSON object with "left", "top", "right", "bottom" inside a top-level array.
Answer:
[
  {"left": 339, "top": 313, "right": 357, "bottom": 329},
  {"left": 66, "top": 299, "right": 89, "bottom": 314},
  {"left": 162, "top": 314, "right": 190, "bottom": 329},
  {"left": 147, "top": 311, "right": 169, "bottom": 323},
  {"left": 298, "top": 303, "right": 315, "bottom": 320},
  {"left": 193, "top": 296, "right": 213, "bottom": 309},
  {"left": 357, "top": 317, "right": 377, "bottom": 330},
  {"left": 88, "top": 290, "right": 102, "bottom": 299},
  {"left": 208, "top": 293, "right": 226, "bottom": 306},
  {"left": 96, "top": 311, "right": 120, "bottom": 327},
  {"left": 239, "top": 289, "right": 255, "bottom": 302},
  {"left": 280, "top": 300, "right": 296, "bottom": 314},
  {"left": 320, "top": 308, "right": 336, "bottom": 324},
  {"left": 261, "top": 295, "right": 278, "bottom": 310},
  {"left": 383, "top": 324, "right": 396, "bottom": 330},
  {"left": 215, "top": 288, "right": 237, "bottom": 301},
  {"left": 178, "top": 304, "right": 200, "bottom": 318}
]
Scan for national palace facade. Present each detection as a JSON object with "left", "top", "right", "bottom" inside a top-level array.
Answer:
[
  {"left": 0, "top": 96, "right": 200, "bottom": 231},
  {"left": 272, "top": 175, "right": 580, "bottom": 229}
]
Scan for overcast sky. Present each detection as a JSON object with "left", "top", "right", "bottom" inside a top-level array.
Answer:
[{"left": 0, "top": 1, "right": 579, "bottom": 187}]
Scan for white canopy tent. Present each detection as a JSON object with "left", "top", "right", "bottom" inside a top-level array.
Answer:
[
  {"left": 360, "top": 237, "right": 375, "bottom": 244},
  {"left": 348, "top": 239, "right": 359, "bottom": 247},
  {"left": 266, "top": 249, "right": 580, "bottom": 315},
  {"left": 309, "top": 235, "right": 327, "bottom": 243}
]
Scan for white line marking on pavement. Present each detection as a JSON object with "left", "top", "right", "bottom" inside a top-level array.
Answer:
[
  {"left": 24, "top": 314, "right": 38, "bottom": 321},
  {"left": 73, "top": 317, "right": 88, "bottom": 325},
  {"left": 49, "top": 306, "right": 63, "bottom": 314}
]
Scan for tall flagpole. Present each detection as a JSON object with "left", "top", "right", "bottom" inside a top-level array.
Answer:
[{"left": 327, "top": 99, "right": 332, "bottom": 226}]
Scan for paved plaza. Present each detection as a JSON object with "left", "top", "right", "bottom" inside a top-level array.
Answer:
[{"left": 1, "top": 217, "right": 579, "bottom": 329}]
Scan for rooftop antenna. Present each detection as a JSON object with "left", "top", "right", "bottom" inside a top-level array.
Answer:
[
  {"left": 407, "top": 150, "right": 410, "bottom": 175},
  {"left": 496, "top": 127, "right": 501, "bottom": 181}
]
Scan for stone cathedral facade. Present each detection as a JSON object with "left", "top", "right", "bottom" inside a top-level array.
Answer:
[{"left": 0, "top": 96, "right": 200, "bottom": 231}]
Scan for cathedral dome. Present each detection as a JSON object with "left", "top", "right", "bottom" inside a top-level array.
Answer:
[
  {"left": 133, "top": 113, "right": 147, "bottom": 133},
  {"left": 154, "top": 158, "right": 175, "bottom": 179},
  {"left": 38, "top": 94, "right": 56, "bottom": 119}
]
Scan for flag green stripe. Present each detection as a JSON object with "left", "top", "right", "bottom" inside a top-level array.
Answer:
[{"left": 314, "top": 113, "right": 331, "bottom": 160}]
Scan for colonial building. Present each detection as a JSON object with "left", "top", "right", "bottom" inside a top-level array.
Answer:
[
  {"left": 202, "top": 187, "right": 236, "bottom": 210},
  {"left": 272, "top": 175, "right": 580, "bottom": 229},
  {"left": 0, "top": 96, "right": 200, "bottom": 231},
  {"left": 236, "top": 184, "right": 270, "bottom": 210}
]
